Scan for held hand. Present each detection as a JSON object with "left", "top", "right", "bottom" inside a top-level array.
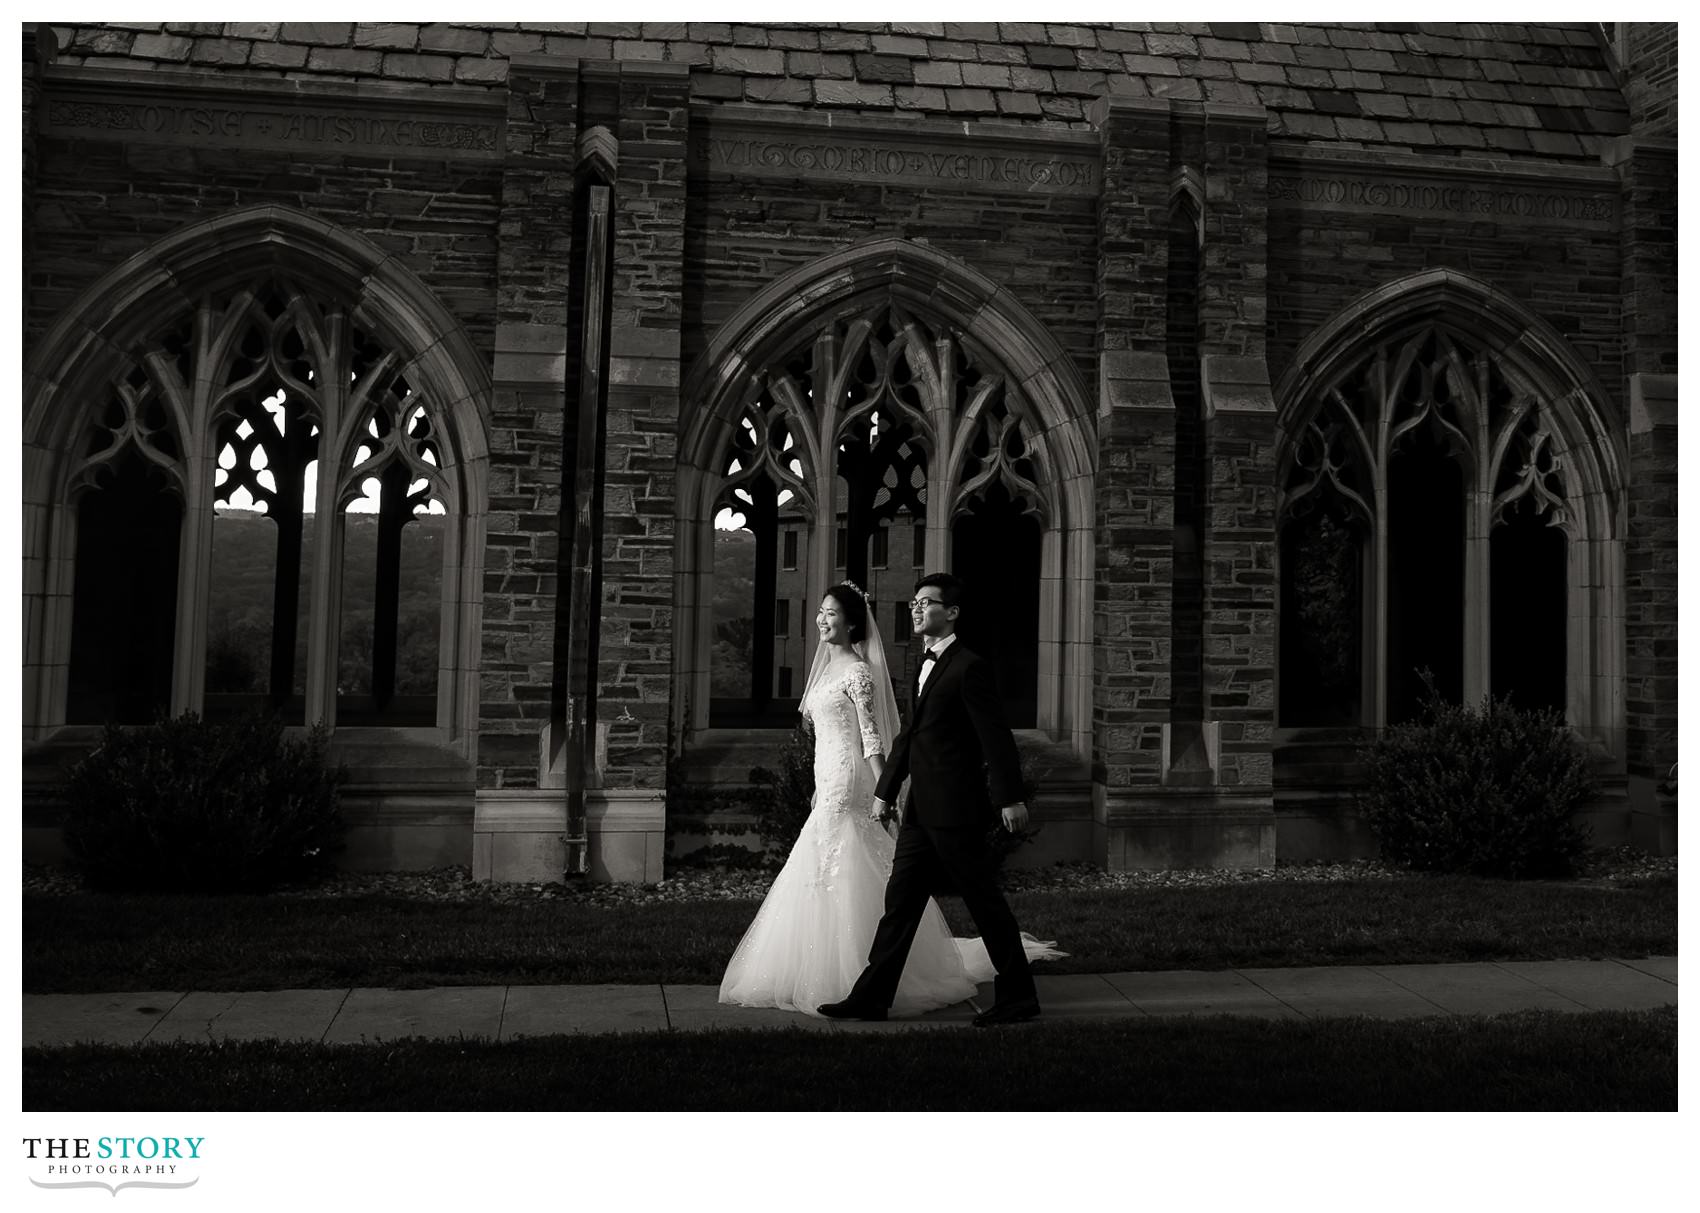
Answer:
[
  {"left": 870, "top": 797, "right": 890, "bottom": 822},
  {"left": 1000, "top": 802, "right": 1031, "bottom": 833}
]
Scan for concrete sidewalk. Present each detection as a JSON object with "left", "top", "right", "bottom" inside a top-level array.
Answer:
[{"left": 22, "top": 957, "right": 1676, "bottom": 1048}]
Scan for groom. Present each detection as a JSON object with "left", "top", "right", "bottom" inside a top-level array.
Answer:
[{"left": 820, "top": 573, "right": 1041, "bottom": 1027}]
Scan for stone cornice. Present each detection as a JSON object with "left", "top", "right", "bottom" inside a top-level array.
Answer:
[
  {"left": 1598, "top": 134, "right": 1678, "bottom": 168},
  {"left": 38, "top": 63, "right": 506, "bottom": 161},
  {"left": 504, "top": 53, "right": 582, "bottom": 81},
  {"left": 1169, "top": 100, "right": 1268, "bottom": 127}
]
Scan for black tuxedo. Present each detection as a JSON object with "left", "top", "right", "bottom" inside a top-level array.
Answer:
[
  {"left": 846, "top": 637, "right": 1037, "bottom": 1010},
  {"left": 875, "top": 640, "right": 1025, "bottom": 826}
]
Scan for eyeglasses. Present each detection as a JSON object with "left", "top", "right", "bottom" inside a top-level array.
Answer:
[{"left": 909, "top": 597, "right": 945, "bottom": 612}]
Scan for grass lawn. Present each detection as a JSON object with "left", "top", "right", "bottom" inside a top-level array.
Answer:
[
  {"left": 24, "top": 872, "right": 1676, "bottom": 993},
  {"left": 20, "top": 1007, "right": 1675, "bottom": 1111}
]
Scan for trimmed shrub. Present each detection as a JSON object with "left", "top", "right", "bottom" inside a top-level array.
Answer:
[
  {"left": 62, "top": 713, "right": 348, "bottom": 893},
  {"left": 1358, "top": 683, "right": 1595, "bottom": 879}
]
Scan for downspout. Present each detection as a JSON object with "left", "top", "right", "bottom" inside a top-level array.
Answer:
[{"left": 563, "top": 181, "right": 612, "bottom": 878}]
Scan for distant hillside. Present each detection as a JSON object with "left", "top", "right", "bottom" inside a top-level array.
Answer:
[
  {"left": 712, "top": 527, "right": 756, "bottom": 697},
  {"left": 207, "top": 509, "right": 445, "bottom": 696}
]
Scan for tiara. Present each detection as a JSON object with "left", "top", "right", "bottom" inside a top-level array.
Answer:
[{"left": 841, "top": 579, "right": 873, "bottom": 605}]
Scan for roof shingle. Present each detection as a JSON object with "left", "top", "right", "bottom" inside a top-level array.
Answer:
[{"left": 41, "top": 20, "right": 1631, "bottom": 162}]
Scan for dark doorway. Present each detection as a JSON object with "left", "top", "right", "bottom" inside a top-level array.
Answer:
[
  {"left": 1386, "top": 426, "right": 1464, "bottom": 722},
  {"left": 1491, "top": 502, "right": 1567, "bottom": 713},
  {"left": 67, "top": 453, "right": 182, "bottom": 723},
  {"left": 951, "top": 482, "right": 1040, "bottom": 728}
]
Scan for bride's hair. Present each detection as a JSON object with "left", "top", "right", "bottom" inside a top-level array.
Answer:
[{"left": 822, "top": 584, "right": 869, "bottom": 644}]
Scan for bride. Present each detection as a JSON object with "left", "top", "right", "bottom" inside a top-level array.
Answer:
[{"left": 718, "top": 582, "right": 1061, "bottom": 1018}]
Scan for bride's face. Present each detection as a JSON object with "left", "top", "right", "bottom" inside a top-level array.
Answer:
[{"left": 816, "top": 596, "right": 850, "bottom": 647}]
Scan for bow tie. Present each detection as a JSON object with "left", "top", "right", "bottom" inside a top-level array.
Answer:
[{"left": 920, "top": 649, "right": 938, "bottom": 664}]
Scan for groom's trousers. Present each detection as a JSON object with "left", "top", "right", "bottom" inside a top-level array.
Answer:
[{"left": 847, "top": 814, "right": 1037, "bottom": 1009}]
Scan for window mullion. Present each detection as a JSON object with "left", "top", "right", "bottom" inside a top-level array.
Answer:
[
  {"left": 173, "top": 443, "right": 217, "bottom": 718},
  {"left": 304, "top": 359, "right": 344, "bottom": 729}
]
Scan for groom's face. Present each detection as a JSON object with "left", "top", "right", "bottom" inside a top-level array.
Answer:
[{"left": 909, "top": 591, "right": 957, "bottom": 639}]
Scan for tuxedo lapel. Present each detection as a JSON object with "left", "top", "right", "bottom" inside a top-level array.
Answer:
[{"left": 913, "top": 641, "right": 960, "bottom": 719}]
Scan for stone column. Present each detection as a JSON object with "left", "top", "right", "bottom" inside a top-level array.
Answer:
[
  {"left": 472, "top": 58, "right": 579, "bottom": 881},
  {"left": 1196, "top": 104, "right": 1277, "bottom": 866},
  {"left": 1610, "top": 134, "right": 1677, "bottom": 855},
  {"left": 1088, "top": 97, "right": 1176, "bottom": 869}
]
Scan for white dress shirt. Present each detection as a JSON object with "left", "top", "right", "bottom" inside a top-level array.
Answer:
[{"left": 916, "top": 632, "right": 957, "bottom": 698}]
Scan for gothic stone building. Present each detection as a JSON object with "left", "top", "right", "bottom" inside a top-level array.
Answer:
[{"left": 20, "top": 22, "right": 1678, "bottom": 880}]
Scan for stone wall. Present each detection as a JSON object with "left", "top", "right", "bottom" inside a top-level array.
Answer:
[
  {"left": 1615, "top": 146, "right": 1679, "bottom": 383},
  {"left": 27, "top": 122, "right": 502, "bottom": 352},
  {"left": 1196, "top": 110, "right": 1276, "bottom": 799},
  {"left": 478, "top": 61, "right": 580, "bottom": 789},
  {"left": 680, "top": 158, "right": 1101, "bottom": 390},
  {"left": 1091, "top": 98, "right": 1177, "bottom": 861},
  {"left": 22, "top": 21, "right": 1674, "bottom": 873},
  {"left": 1622, "top": 23, "right": 1677, "bottom": 136},
  {"left": 599, "top": 64, "right": 691, "bottom": 790},
  {"left": 1263, "top": 162, "right": 1624, "bottom": 393},
  {"left": 1613, "top": 32, "right": 1677, "bottom": 790},
  {"left": 1625, "top": 410, "right": 1678, "bottom": 780}
]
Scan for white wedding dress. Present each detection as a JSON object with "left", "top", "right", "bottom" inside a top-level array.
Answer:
[{"left": 718, "top": 657, "right": 1062, "bottom": 1018}]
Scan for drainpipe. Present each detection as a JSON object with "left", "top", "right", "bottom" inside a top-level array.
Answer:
[{"left": 563, "top": 182, "right": 612, "bottom": 878}]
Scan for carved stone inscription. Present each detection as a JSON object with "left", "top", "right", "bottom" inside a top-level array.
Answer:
[
  {"left": 44, "top": 96, "right": 502, "bottom": 159},
  {"left": 694, "top": 131, "right": 1099, "bottom": 195},
  {"left": 1269, "top": 170, "right": 1617, "bottom": 230}
]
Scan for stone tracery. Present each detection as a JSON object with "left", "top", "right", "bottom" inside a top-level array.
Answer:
[
  {"left": 1278, "top": 318, "right": 1597, "bottom": 728},
  {"left": 1280, "top": 324, "right": 1573, "bottom": 531},
  {"left": 64, "top": 275, "right": 452, "bottom": 724},
  {"left": 716, "top": 303, "right": 1053, "bottom": 539},
  {"left": 707, "top": 300, "right": 1058, "bottom": 723}
]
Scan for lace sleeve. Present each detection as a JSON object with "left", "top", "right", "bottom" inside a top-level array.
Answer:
[{"left": 843, "top": 662, "right": 884, "bottom": 759}]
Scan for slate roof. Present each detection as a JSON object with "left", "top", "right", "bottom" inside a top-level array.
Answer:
[{"left": 46, "top": 21, "right": 1631, "bottom": 161}]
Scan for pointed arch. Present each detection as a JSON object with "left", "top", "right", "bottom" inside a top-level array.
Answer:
[
  {"left": 681, "top": 238, "right": 1096, "bottom": 492},
  {"left": 676, "top": 239, "right": 1097, "bottom": 754},
  {"left": 1275, "top": 268, "right": 1624, "bottom": 541},
  {"left": 23, "top": 205, "right": 492, "bottom": 746},
  {"left": 1273, "top": 269, "right": 1625, "bottom": 754}
]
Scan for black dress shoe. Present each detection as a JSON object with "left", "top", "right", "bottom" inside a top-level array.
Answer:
[
  {"left": 817, "top": 999, "right": 887, "bottom": 1022},
  {"left": 972, "top": 997, "right": 1041, "bottom": 1027}
]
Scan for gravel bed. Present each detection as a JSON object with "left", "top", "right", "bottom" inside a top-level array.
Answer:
[{"left": 22, "top": 847, "right": 1673, "bottom": 906}]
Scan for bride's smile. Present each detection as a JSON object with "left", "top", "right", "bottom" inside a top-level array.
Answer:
[{"left": 816, "top": 597, "right": 849, "bottom": 645}]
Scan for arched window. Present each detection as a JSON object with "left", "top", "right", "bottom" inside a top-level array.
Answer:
[
  {"left": 704, "top": 302, "right": 1053, "bottom": 728},
  {"left": 679, "top": 240, "right": 1097, "bottom": 755},
  {"left": 61, "top": 278, "right": 454, "bottom": 729},
  {"left": 1278, "top": 314, "right": 1618, "bottom": 737},
  {"left": 24, "top": 207, "right": 490, "bottom": 748}
]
